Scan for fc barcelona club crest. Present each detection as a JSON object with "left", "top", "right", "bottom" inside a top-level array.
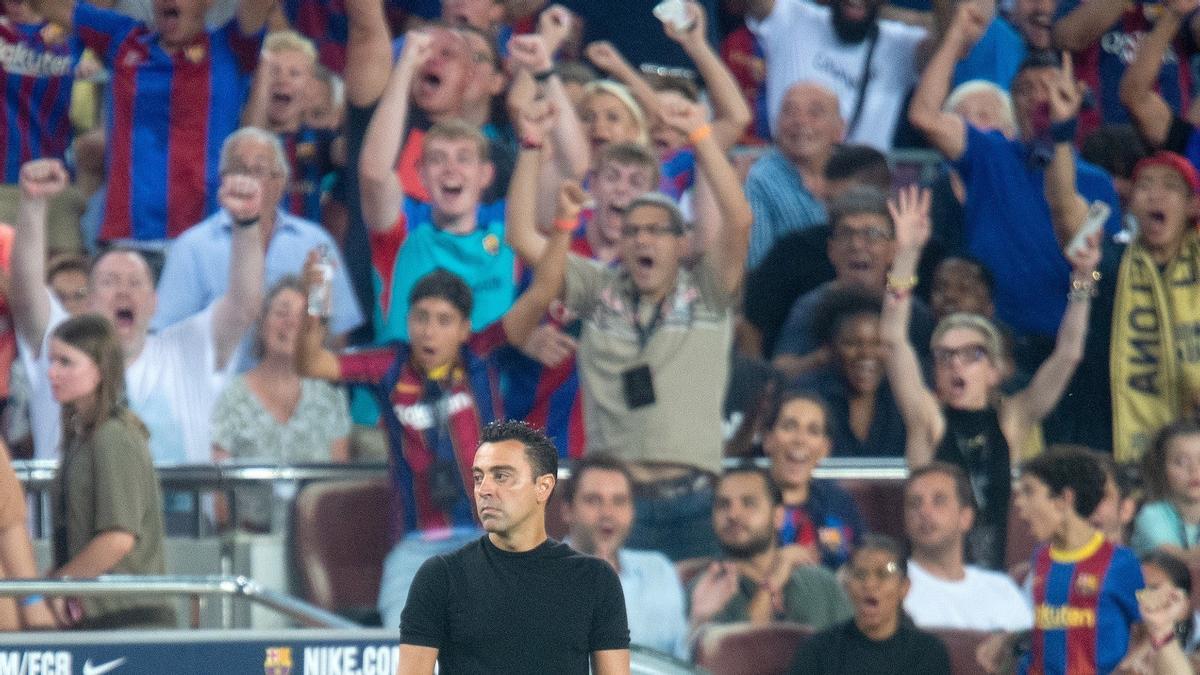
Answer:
[
  {"left": 1074, "top": 573, "right": 1099, "bottom": 597},
  {"left": 263, "top": 646, "right": 293, "bottom": 675},
  {"left": 185, "top": 44, "right": 206, "bottom": 64},
  {"left": 483, "top": 233, "right": 500, "bottom": 255}
]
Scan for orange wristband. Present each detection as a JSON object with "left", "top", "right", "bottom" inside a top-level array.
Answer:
[
  {"left": 688, "top": 124, "right": 712, "bottom": 145},
  {"left": 553, "top": 217, "right": 577, "bottom": 233}
]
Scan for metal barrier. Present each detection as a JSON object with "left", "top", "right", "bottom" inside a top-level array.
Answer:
[
  {"left": 0, "top": 575, "right": 357, "bottom": 629},
  {"left": 12, "top": 457, "right": 912, "bottom": 534},
  {"left": 13, "top": 456, "right": 909, "bottom": 487}
]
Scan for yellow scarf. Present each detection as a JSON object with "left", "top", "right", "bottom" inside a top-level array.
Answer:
[{"left": 1110, "top": 231, "right": 1200, "bottom": 463}]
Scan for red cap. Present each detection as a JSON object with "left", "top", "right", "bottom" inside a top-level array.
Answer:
[{"left": 1133, "top": 151, "right": 1200, "bottom": 195}]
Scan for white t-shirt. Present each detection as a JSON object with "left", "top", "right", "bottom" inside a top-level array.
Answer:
[
  {"left": 747, "top": 0, "right": 926, "bottom": 150},
  {"left": 903, "top": 559, "right": 1033, "bottom": 632},
  {"left": 19, "top": 288, "right": 231, "bottom": 464}
]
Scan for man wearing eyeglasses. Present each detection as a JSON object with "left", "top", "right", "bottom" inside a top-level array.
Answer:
[
  {"left": 773, "top": 185, "right": 935, "bottom": 381},
  {"left": 151, "top": 127, "right": 363, "bottom": 365},
  {"left": 542, "top": 97, "right": 751, "bottom": 560},
  {"left": 688, "top": 466, "right": 851, "bottom": 633}
]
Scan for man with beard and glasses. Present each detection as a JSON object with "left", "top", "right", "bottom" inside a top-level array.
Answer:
[
  {"left": 687, "top": 465, "right": 852, "bottom": 631},
  {"left": 745, "top": 0, "right": 928, "bottom": 150}
]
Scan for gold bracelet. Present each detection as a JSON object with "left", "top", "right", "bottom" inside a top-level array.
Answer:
[
  {"left": 688, "top": 124, "right": 713, "bottom": 145},
  {"left": 885, "top": 274, "right": 918, "bottom": 292}
]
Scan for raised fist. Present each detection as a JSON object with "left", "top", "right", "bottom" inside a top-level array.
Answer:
[
  {"left": 556, "top": 180, "right": 588, "bottom": 221},
  {"left": 398, "top": 30, "right": 434, "bottom": 69},
  {"left": 18, "top": 159, "right": 68, "bottom": 201},
  {"left": 508, "top": 34, "right": 553, "bottom": 73},
  {"left": 219, "top": 173, "right": 264, "bottom": 223},
  {"left": 537, "top": 5, "right": 573, "bottom": 54}
]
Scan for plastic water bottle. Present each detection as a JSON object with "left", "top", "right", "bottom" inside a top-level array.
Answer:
[{"left": 306, "top": 246, "right": 334, "bottom": 319}]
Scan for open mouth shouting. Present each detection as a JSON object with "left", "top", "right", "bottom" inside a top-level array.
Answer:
[
  {"left": 155, "top": 1, "right": 182, "bottom": 36},
  {"left": 415, "top": 68, "right": 446, "bottom": 102},
  {"left": 113, "top": 306, "right": 136, "bottom": 330}
]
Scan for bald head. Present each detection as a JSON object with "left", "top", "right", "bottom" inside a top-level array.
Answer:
[{"left": 776, "top": 82, "right": 844, "bottom": 167}]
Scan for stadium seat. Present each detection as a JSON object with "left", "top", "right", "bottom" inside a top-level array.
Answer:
[
  {"left": 693, "top": 622, "right": 815, "bottom": 675},
  {"left": 1005, "top": 498, "right": 1038, "bottom": 571},
  {"left": 838, "top": 478, "right": 906, "bottom": 540},
  {"left": 293, "top": 477, "right": 393, "bottom": 624},
  {"left": 930, "top": 628, "right": 993, "bottom": 675}
]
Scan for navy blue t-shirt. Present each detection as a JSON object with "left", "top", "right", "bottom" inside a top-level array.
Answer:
[{"left": 951, "top": 125, "right": 1121, "bottom": 337}]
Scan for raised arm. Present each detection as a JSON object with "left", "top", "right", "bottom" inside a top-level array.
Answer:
[
  {"left": 240, "top": 48, "right": 274, "bottom": 127},
  {"left": 295, "top": 250, "right": 343, "bottom": 381},
  {"left": 502, "top": 182, "right": 581, "bottom": 346},
  {"left": 1053, "top": 0, "right": 1127, "bottom": 51},
  {"left": 359, "top": 31, "right": 432, "bottom": 233},
  {"left": 1007, "top": 231, "right": 1098, "bottom": 429},
  {"left": 26, "top": 0, "right": 73, "bottom": 31},
  {"left": 880, "top": 186, "right": 943, "bottom": 466},
  {"left": 535, "top": 7, "right": 592, "bottom": 178},
  {"left": 1044, "top": 55, "right": 1091, "bottom": 245},
  {"left": 504, "top": 75, "right": 557, "bottom": 265},
  {"left": 663, "top": 1, "right": 752, "bottom": 149},
  {"left": 11, "top": 160, "right": 68, "bottom": 355},
  {"left": 211, "top": 174, "right": 267, "bottom": 371},
  {"left": 585, "top": 41, "right": 662, "bottom": 124},
  {"left": 661, "top": 99, "right": 752, "bottom": 297},
  {"left": 907, "top": 2, "right": 987, "bottom": 161},
  {"left": 508, "top": 33, "right": 591, "bottom": 226},
  {"left": 1119, "top": 0, "right": 1192, "bottom": 147},
  {"left": 236, "top": 0, "right": 275, "bottom": 35},
  {"left": 343, "top": 0, "right": 394, "bottom": 107}
]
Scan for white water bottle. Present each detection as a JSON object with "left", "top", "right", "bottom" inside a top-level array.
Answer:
[{"left": 306, "top": 245, "right": 334, "bottom": 319}]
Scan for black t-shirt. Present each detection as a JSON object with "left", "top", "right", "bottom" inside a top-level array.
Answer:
[
  {"left": 935, "top": 406, "right": 1010, "bottom": 570},
  {"left": 744, "top": 225, "right": 835, "bottom": 357},
  {"left": 400, "top": 536, "right": 629, "bottom": 673},
  {"left": 561, "top": 0, "right": 720, "bottom": 69},
  {"left": 789, "top": 619, "right": 951, "bottom": 675}
]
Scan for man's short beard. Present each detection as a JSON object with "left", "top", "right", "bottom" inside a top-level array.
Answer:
[
  {"left": 832, "top": 6, "right": 876, "bottom": 44},
  {"left": 719, "top": 529, "right": 776, "bottom": 560}
]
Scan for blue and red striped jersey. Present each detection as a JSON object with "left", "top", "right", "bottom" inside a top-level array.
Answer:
[
  {"left": 282, "top": 0, "right": 348, "bottom": 72},
  {"left": 1024, "top": 533, "right": 1142, "bottom": 675},
  {"left": 75, "top": 3, "right": 261, "bottom": 241},
  {"left": 338, "top": 327, "right": 506, "bottom": 544},
  {"left": 280, "top": 126, "right": 335, "bottom": 222},
  {"left": 0, "top": 19, "right": 80, "bottom": 182}
]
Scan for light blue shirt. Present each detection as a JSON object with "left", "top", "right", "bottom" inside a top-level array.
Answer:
[
  {"left": 745, "top": 148, "right": 827, "bottom": 269},
  {"left": 152, "top": 208, "right": 364, "bottom": 368},
  {"left": 376, "top": 197, "right": 515, "bottom": 343},
  {"left": 1131, "top": 500, "right": 1200, "bottom": 555},
  {"left": 617, "top": 548, "right": 689, "bottom": 660}
]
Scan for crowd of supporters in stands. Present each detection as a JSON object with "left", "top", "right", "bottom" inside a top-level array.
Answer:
[{"left": 3, "top": 0, "right": 1200, "bottom": 670}]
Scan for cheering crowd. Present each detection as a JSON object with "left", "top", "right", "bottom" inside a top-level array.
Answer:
[{"left": 0, "top": 0, "right": 1198, "bottom": 670}]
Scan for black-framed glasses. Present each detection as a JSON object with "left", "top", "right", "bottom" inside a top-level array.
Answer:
[
  {"left": 829, "top": 226, "right": 892, "bottom": 244},
  {"left": 619, "top": 223, "right": 683, "bottom": 239}
]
